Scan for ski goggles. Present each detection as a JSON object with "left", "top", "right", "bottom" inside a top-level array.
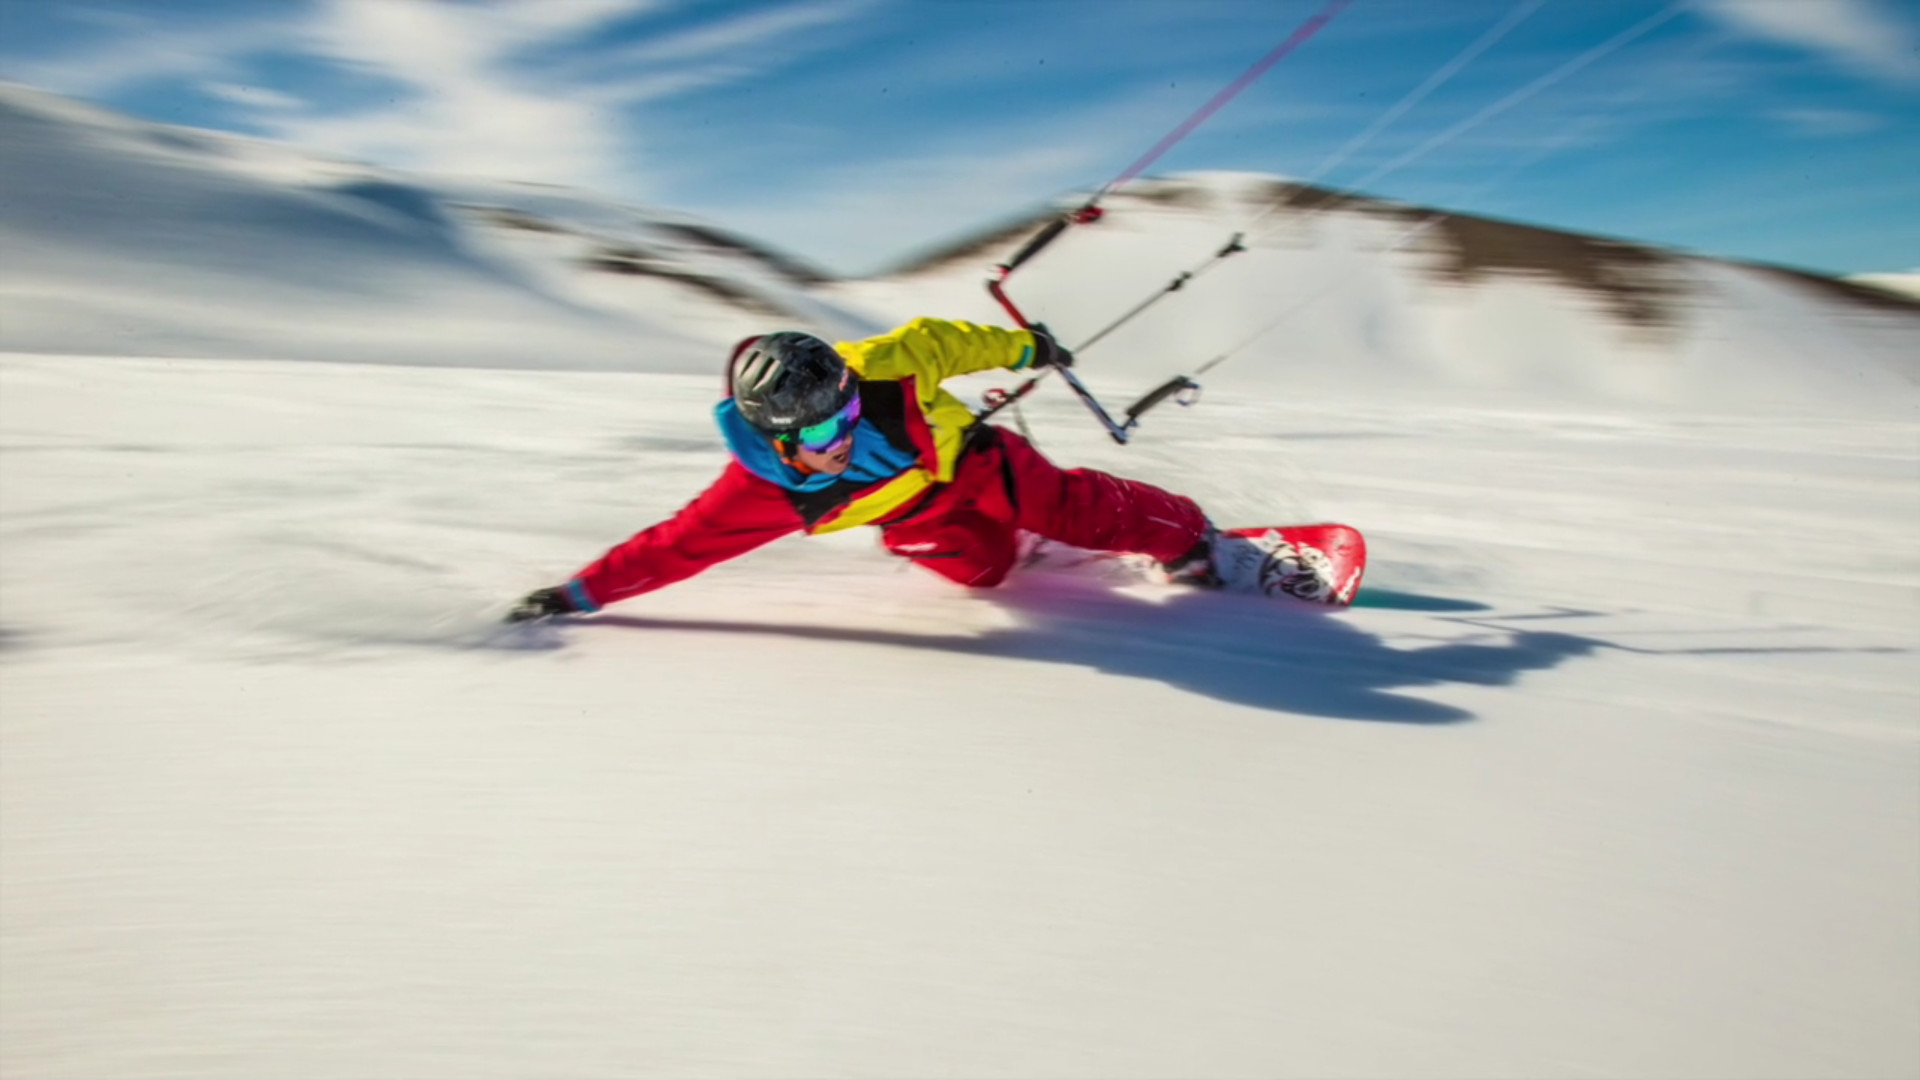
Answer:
[{"left": 790, "top": 395, "right": 862, "bottom": 453}]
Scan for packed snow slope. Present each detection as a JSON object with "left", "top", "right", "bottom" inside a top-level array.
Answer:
[{"left": 3, "top": 85, "right": 1918, "bottom": 1079}]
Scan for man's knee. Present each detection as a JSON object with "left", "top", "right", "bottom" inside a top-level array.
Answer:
[{"left": 881, "top": 510, "right": 1016, "bottom": 588}]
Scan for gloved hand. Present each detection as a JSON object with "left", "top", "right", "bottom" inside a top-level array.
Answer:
[
  {"left": 505, "top": 586, "right": 574, "bottom": 623},
  {"left": 1027, "top": 323, "right": 1075, "bottom": 370}
]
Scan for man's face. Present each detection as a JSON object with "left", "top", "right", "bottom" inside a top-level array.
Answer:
[
  {"left": 791, "top": 440, "right": 853, "bottom": 475},
  {"left": 782, "top": 393, "right": 860, "bottom": 476}
]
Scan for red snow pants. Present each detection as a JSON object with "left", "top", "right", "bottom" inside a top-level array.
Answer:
[{"left": 877, "top": 426, "right": 1207, "bottom": 588}]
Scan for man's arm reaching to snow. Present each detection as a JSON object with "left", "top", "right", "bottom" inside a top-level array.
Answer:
[{"left": 507, "top": 463, "right": 805, "bottom": 621}]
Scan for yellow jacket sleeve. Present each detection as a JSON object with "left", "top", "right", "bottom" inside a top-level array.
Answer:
[{"left": 836, "top": 317, "right": 1039, "bottom": 384}]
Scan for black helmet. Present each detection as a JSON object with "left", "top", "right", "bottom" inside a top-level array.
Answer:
[{"left": 728, "top": 331, "right": 856, "bottom": 434}]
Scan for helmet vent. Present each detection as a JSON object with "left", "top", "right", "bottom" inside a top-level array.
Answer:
[{"left": 727, "top": 332, "right": 857, "bottom": 434}]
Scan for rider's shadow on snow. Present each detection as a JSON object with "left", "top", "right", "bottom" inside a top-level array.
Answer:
[{"left": 595, "top": 573, "right": 1604, "bottom": 725}]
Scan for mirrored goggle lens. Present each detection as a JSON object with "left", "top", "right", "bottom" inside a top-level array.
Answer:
[{"left": 795, "top": 396, "right": 861, "bottom": 452}]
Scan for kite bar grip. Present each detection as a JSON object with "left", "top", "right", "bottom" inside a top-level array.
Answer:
[
  {"left": 997, "top": 217, "right": 1070, "bottom": 275},
  {"left": 1126, "top": 375, "right": 1201, "bottom": 421}
]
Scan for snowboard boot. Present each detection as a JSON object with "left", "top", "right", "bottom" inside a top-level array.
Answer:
[
  {"left": 1161, "top": 526, "right": 1341, "bottom": 601},
  {"left": 1159, "top": 527, "right": 1224, "bottom": 588}
]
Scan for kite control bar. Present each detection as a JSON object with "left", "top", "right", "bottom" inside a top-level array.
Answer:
[
  {"left": 978, "top": 368, "right": 1202, "bottom": 446},
  {"left": 969, "top": 1, "right": 1350, "bottom": 443},
  {"left": 979, "top": 204, "right": 1203, "bottom": 445}
]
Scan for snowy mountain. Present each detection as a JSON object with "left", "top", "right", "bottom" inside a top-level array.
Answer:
[
  {"left": 852, "top": 170, "right": 1919, "bottom": 416},
  {"left": 0, "top": 83, "right": 876, "bottom": 370},
  {"left": 5, "top": 82, "right": 1914, "bottom": 413},
  {"left": 3, "top": 84, "right": 1917, "bottom": 1079}
]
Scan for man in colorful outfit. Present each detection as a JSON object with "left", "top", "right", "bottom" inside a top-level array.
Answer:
[{"left": 507, "top": 317, "right": 1255, "bottom": 622}]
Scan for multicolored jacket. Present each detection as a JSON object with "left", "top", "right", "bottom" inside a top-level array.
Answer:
[{"left": 562, "top": 318, "right": 1047, "bottom": 611}]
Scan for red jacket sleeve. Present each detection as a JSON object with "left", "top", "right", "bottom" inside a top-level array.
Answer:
[{"left": 568, "top": 462, "right": 805, "bottom": 609}]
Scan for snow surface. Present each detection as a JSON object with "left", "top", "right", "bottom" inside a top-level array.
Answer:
[{"left": 3, "top": 86, "right": 1918, "bottom": 1079}]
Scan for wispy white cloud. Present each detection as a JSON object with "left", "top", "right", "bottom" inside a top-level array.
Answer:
[
  {"left": 201, "top": 81, "right": 305, "bottom": 111},
  {"left": 1695, "top": 0, "right": 1918, "bottom": 83},
  {"left": 1769, "top": 106, "right": 1888, "bottom": 137},
  {"left": 50, "top": 6, "right": 157, "bottom": 32},
  {"left": 9, "top": 0, "right": 878, "bottom": 196},
  {"left": 201, "top": 0, "right": 648, "bottom": 191},
  {"left": 480, "top": 0, "right": 665, "bottom": 40},
  {"left": 584, "top": 0, "right": 885, "bottom": 108},
  {"left": 577, "top": 0, "right": 880, "bottom": 78},
  {"left": 3, "top": 10, "right": 297, "bottom": 97}
]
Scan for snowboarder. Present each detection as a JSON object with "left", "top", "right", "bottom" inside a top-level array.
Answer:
[{"left": 507, "top": 318, "right": 1315, "bottom": 622}]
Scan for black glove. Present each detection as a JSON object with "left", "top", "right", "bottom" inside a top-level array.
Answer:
[
  {"left": 1027, "top": 324, "right": 1075, "bottom": 370},
  {"left": 505, "top": 586, "right": 575, "bottom": 623}
]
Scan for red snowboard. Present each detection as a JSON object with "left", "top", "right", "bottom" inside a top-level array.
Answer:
[{"left": 1217, "top": 524, "right": 1367, "bottom": 607}]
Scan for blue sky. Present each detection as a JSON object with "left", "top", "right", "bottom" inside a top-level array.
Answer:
[{"left": 3, "top": 0, "right": 1915, "bottom": 276}]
